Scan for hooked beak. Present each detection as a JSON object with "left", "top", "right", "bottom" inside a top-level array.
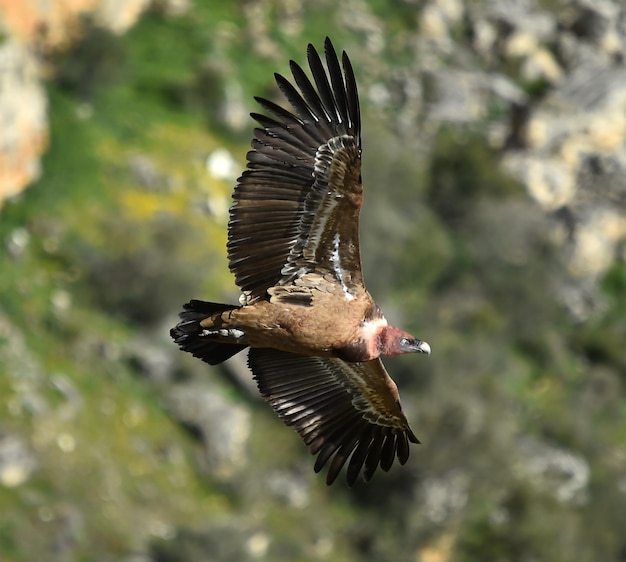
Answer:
[{"left": 413, "top": 339, "right": 431, "bottom": 355}]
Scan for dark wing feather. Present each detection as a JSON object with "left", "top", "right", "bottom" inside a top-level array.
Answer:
[
  {"left": 248, "top": 348, "right": 419, "bottom": 486},
  {"left": 228, "top": 37, "right": 363, "bottom": 304},
  {"left": 290, "top": 60, "right": 332, "bottom": 124},
  {"left": 325, "top": 39, "right": 350, "bottom": 125}
]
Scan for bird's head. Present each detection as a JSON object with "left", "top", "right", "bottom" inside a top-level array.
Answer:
[{"left": 378, "top": 326, "right": 431, "bottom": 357}]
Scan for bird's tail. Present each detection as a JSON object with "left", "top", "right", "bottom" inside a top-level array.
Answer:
[{"left": 170, "top": 300, "right": 248, "bottom": 365}]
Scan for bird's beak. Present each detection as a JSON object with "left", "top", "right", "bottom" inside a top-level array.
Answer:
[{"left": 414, "top": 340, "right": 431, "bottom": 355}]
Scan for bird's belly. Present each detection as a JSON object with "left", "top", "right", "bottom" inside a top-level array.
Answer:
[{"left": 234, "top": 301, "right": 363, "bottom": 356}]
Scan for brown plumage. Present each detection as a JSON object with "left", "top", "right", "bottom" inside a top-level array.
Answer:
[{"left": 171, "top": 38, "right": 430, "bottom": 486}]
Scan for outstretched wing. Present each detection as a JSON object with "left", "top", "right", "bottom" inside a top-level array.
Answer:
[
  {"left": 248, "top": 348, "right": 419, "bottom": 486},
  {"left": 228, "top": 37, "right": 363, "bottom": 304}
]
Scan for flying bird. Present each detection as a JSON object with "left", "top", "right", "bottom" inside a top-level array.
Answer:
[{"left": 171, "top": 37, "right": 430, "bottom": 486}]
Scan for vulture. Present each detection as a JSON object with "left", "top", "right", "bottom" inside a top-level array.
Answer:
[{"left": 171, "top": 37, "right": 431, "bottom": 486}]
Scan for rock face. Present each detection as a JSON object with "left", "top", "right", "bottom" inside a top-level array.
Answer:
[
  {"left": 0, "top": 40, "right": 48, "bottom": 204},
  {"left": 0, "top": 0, "right": 151, "bottom": 47},
  {"left": 0, "top": 0, "right": 153, "bottom": 206},
  {"left": 405, "top": 0, "right": 626, "bottom": 304},
  {"left": 504, "top": 64, "right": 626, "bottom": 286},
  {"left": 1, "top": 0, "right": 625, "bottom": 284}
]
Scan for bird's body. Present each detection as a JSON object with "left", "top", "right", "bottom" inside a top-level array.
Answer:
[
  {"left": 172, "top": 38, "right": 430, "bottom": 485},
  {"left": 184, "top": 281, "right": 422, "bottom": 361},
  {"left": 192, "top": 289, "right": 374, "bottom": 357}
]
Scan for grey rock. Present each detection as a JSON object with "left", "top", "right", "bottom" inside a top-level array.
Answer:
[
  {"left": 420, "top": 470, "right": 470, "bottom": 523},
  {"left": 425, "top": 70, "right": 488, "bottom": 123},
  {"left": 149, "top": 521, "right": 269, "bottom": 562},
  {"left": 483, "top": 0, "right": 557, "bottom": 40},
  {"left": 0, "top": 311, "right": 49, "bottom": 417},
  {"left": 577, "top": 153, "right": 626, "bottom": 205},
  {"left": 166, "top": 383, "right": 250, "bottom": 481},
  {"left": 514, "top": 437, "right": 590, "bottom": 504},
  {"left": 266, "top": 468, "right": 311, "bottom": 508},
  {"left": 127, "top": 334, "right": 177, "bottom": 385},
  {"left": 425, "top": 68, "right": 526, "bottom": 126},
  {"left": 0, "top": 432, "right": 37, "bottom": 488}
]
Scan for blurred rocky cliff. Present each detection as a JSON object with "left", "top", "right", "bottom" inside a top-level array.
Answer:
[
  {"left": 0, "top": 0, "right": 184, "bottom": 202},
  {"left": 3, "top": 0, "right": 625, "bottom": 296},
  {"left": 1, "top": 1, "right": 626, "bottom": 561}
]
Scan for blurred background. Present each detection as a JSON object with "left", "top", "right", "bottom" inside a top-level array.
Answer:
[{"left": 1, "top": 0, "right": 626, "bottom": 560}]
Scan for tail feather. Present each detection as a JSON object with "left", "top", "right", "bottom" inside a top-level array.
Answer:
[{"left": 171, "top": 300, "right": 248, "bottom": 365}]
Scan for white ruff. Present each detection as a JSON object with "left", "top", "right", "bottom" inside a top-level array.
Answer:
[{"left": 360, "top": 316, "right": 387, "bottom": 338}]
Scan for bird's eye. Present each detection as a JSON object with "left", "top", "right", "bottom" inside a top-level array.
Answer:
[{"left": 400, "top": 337, "right": 410, "bottom": 346}]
